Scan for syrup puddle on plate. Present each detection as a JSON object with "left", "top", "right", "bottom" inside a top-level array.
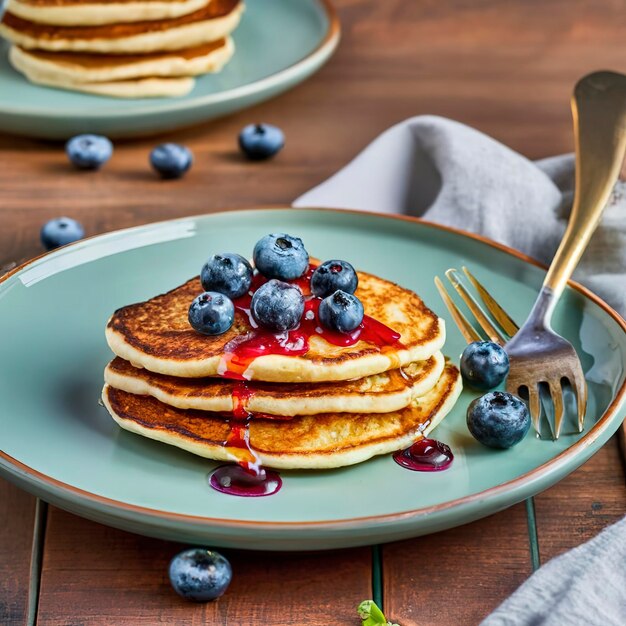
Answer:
[
  {"left": 393, "top": 438, "right": 454, "bottom": 472},
  {"left": 209, "top": 465, "right": 282, "bottom": 497}
]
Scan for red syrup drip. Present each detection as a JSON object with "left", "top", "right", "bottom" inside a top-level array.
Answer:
[
  {"left": 218, "top": 265, "right": 403, "bottom": 380},
  {"left": 208, "top": 381, "right": 283, "bottom": 497},
  {"left": 393, "top": 438, "right": 454, "bottom": 472}
]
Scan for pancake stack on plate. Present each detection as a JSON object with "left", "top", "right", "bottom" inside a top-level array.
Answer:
[
  {"left": 101, "top": 264, "right": 463, "bottom": 471},
  {"left": 0, "top": 0, "right": 243, "bottom": 97}
]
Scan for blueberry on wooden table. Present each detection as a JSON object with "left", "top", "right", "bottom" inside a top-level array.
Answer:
[
  {"left": 65, "top": 134, "right": 113, "bottom": 170},
  {"left": 239, "top": 123, "right": 284, "bottom": 160},
  {"left": 150, "top": 143, "right": 193, "bottom": 179},
  {"left": 169, "top": 548, "right": 232, "bottom": 602},
  {"left": 40, "top": 217, "right": 85, "bottom": 250}
]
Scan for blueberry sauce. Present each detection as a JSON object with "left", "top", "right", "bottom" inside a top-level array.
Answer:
[
  {"left": 218, "top": 264, "right": 402, "bottom": 379},
  {"left": 393, "top": 438, "right": 454, "bottom": 472}
]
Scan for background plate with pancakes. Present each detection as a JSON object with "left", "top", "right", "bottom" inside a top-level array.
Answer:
[
  {"left": 0, "top": 0, "right": 340, "bottom": 137},
  {"left": 1, "top": 0, "right": 245, "bottom": 97}
]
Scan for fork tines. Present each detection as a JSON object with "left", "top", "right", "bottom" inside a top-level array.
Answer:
[
  {"left": 435, "top": 267, "right": 519, "bottom": 345},
  {"left": 435, "top": 267, "right": 585, "bottom": 440}
]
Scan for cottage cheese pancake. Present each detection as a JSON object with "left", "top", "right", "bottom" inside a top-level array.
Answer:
[
  {"left": 6, "top": 0, "right": 212, "bottom": 26},
  {"left": 104, "top": 352, "right": 446, "bottom": 416},
  {"left": 10, "top": 37, "right": 233, "bottom": 85},
  {"left": 11, "top": 68, "right": 195, "bottom": 96},
  {"left": 106, "top": 271, "right": 446, "bottom": 382},
  {"left": 0, "top": 0, "right": 243, "bottom": 53},
  {"left": 102, "top": 362, "right": 462, "bottom": 470}
]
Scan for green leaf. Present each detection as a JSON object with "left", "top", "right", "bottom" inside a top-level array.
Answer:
[{"left": 357, "top": 600, "right": 391, "bottom": 625}]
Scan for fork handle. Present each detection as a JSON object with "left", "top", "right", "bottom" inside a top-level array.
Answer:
[{"left": 542, "top": 71, "right": 626, "bottom": 309}]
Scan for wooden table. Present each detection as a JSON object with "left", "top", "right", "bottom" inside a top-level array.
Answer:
[{"left": 2, "top": 1, "right": 625, "bottom": 624}]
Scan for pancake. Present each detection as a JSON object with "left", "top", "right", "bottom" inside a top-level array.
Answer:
[
  {"left": 102, "top": 362, "right": 462, "bottom": 470},
  {"left": 0, "top": 0, "right": 243, "bottom": 54},
  {"left": 106, "top": 271, "right": 446, "bottom": 382},
  {"left": 6, "top": 0, "right": 211, "bottom": 26},
  {"left": 12, "top": 67, "right": 194, "bottom": 97},
  {"left": 10, "top": 38, "right": 233, "bottom": 83},
  {"left": 104, "top": 352, "right": 446, "bottom": 416}
]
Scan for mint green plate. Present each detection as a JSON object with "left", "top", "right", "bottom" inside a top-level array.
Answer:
[
  {"left": 1, "top": 208, "right": 625, "bottom": 551},
  {"left": 0, "top": 0, "right": 339, "bottom": 139}
]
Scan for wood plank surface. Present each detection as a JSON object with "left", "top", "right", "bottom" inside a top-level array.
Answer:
[
  {"left": 534, "top": 436, "right": 626, "bottom": 562},
  {"left": 36, "top": 507, "right": 371, "bottom": 626},
  {"left": 382, "top": 504, "right": 532, "bottom": 626},
  {"left": 2, "top": 0, "right": 626, "bottom": 264},
  {"left": 0, "top": 479, "right": 37, "bottom": 626},
  {"left": 1, "top": 0, "right": 625, "bottom": 624}
]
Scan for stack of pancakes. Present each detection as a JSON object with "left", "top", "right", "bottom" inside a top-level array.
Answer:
[
  {"left": 0, "top": 0, "right": 243, "bottom": 97},
  {"left": 102, "top": 268, "right": 462, "bottom": 471}
]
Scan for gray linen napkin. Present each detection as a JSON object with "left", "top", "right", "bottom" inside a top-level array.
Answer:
[
  {"left": 293, "top": 115, "right": 626, "bottom": 316},
  {"left": 294, "top": 115, "right": 626, "bottom": 624},
  {"left": 482, "top": 514, "right": 626, "bottom": 626}
]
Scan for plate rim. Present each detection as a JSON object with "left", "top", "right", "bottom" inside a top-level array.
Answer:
[
  {"left": 0, "top": 0, "right": 341, "bottom": 117},
  {"left": 1, "top": 206, "right": 625, "bottom": 531}
]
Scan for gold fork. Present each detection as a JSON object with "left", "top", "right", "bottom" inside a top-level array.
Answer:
[
  {"left": 505, "top": 71, "right": 626, "bottom": 438},
  {"left": 437, "top": 70, "right": 626, "bottom": 440}
]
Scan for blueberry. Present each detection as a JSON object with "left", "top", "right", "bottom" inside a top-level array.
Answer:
[
  {"left": 65, "top": 134, "right": 113, "bottom": 170},
  {"left": 251, "top": 279, "right": 304, "bottom": 332},
  {"left": 310, "top": 260, "right": 358, "bottom": 298},
  {"left": 467, "top": 391, "right": 530, "bottom": 449},
  {"left": 238, "top": 123, "right": 284, "bottom": 160},
  {"left": 253, "top": 233, "right": 309, "bottom": 280},
  {"left": 40, "top": 217, "right": 85, "bottom": 250},
  {"left": 460, "top": 341, "right": 510, "bottom": 390},
  {"left": 201, "top": 253, "right": 253, "bottom": 300},
  {"left": 168, "top": 548, "right": 232, "bottom": 602},
  {"left": 188, "top": 292, "right": 234, "bottom": 335},
  {"left": 150, "top": 143, "right": 193, "bottom": 179},
  {"left": 318, "top": 290, "right": 364, "bottom": 333}
]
